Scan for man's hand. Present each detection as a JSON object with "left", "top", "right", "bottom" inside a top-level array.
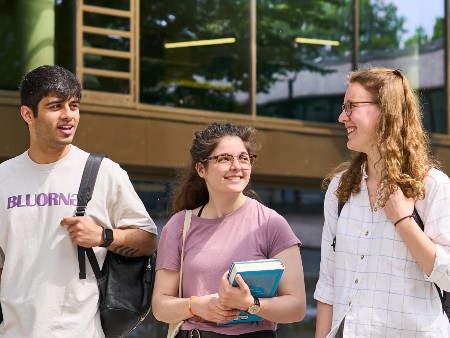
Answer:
[{"left": 60, "top": 216, "right": 103, "bottom": 248}]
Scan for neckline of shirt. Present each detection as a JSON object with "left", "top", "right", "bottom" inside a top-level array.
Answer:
[
  {"left": 23, "top": 145, "right": 79, "bottom": 171},
  {"left": 191, "top": 197, "right": 252, "bottom": 223}
]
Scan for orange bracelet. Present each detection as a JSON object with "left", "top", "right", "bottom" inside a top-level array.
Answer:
[{"left": 188, "top": 296, "right": 197, "bottom": 317}]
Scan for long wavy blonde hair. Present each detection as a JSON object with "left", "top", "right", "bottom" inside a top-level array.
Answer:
[{"left": 323, "top": 67, "right": 439, "bottom": 207}]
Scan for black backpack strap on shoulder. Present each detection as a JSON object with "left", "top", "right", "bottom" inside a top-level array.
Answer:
[
  {"left": 338, "top": 201, "right": 345, "bottom": 217},
  {"left": 76, "top": 153, "right": 106, "bottom": 279},
  {"left": 332, "top": 200, "right": 345, "bottom": 252},
  {"left": 412, "top": 207, "right": 424, "bottom": 231}
]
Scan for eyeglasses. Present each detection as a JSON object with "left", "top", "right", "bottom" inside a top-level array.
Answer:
[
  {"left": 201, "top": 153, "right": 257, "bottom": 169},
  {"left": 342, "top": 101, "right": 379, "bottom": 117}
]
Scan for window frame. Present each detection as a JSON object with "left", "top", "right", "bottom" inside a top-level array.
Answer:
[{"left": 76, "top": 0, "right": 140, "bottom": 106}]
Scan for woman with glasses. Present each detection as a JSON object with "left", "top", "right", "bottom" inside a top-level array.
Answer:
[
  {"left": 314, "top": 67, "right": 450, "bottom": 337},
  {"left": 152, "top": 122, "right": 306, "bottom": 338}
]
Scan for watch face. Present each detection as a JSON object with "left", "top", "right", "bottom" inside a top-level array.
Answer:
[
  {"left": 100, "top": 228, "right": 114, "bottom": 247},
  {"left": 247, "top": 304, "right": 261, "bottom": 315}
]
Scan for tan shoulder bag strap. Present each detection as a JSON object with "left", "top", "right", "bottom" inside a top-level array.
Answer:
[{"left": 178, "top": 209, "right": 193, "bottom": 297}]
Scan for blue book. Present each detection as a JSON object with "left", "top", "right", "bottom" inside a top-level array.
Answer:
[{"left": 223, "top": 258, "right": 285, "bottom": 324}]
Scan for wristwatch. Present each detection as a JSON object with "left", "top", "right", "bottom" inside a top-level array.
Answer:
[
  {"left": 246, "top": 296, "right": 261, "bottom": 315},
  {"left": 100, "top": 228, "right": 114, "bottom": 248}
]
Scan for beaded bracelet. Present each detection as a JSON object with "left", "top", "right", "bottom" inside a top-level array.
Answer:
[
  {"left": 394, "top": 214, "right": 414, "bottom": 226},
  {"left": 188, "top": 295, "right": 197, "bottom": 317}
]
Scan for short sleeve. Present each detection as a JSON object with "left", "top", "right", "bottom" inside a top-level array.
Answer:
[
  {"left": 314, "top": 174, "right": 340, "bottom": 305},
  {"left": 266, "top": 210, "right": 301, "bottom": 258},
  {"left": 419, "top": 169, "right": 450, "bottom": 290},
  {"left": 93, "top": 158, "right": 157, "bottom": 235},
  {"left": 155, "top": 211, "right": 185, "bottom": 271}
]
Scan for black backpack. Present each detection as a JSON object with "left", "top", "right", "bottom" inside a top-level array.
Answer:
[
  {"left": 333, "top": 201, "right": 450, "bottom": 321},
  {"left": 77, "top": 154, "right": 156, "bottom": 337}
]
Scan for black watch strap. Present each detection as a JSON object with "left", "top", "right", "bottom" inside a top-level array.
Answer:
[{"left": 100, "top": 228, "right": 113, "bottom": 247}]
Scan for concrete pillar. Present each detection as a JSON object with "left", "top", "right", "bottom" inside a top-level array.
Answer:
[{"left": 18, "top": 0, "right": 55, "bottom": 73}]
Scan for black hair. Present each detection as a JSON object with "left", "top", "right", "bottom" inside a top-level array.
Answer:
[{"left": 19, "top": 65, "right": 82, "bottom": 117}]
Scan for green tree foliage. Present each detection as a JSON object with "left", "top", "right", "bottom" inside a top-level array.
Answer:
[
  {"left": 405, "top": 26, "right": 430, "bottom": 47},
  {"left": 432, "top": 17, "right": 444, "bottom": 41},
  {"left": 405, "top": 16, "right": 444, "bottom": 47},
  {"left": 358, "top": 0, "right": 406, "bottom": 52},
  {"left": 256, "top": 0, "right": 347, "bottom": 93},
  {"left": 0, "top": 0, "right": 22, "bottom": 89},
  {"left": 139, "top": 0, "right": 413, "bottom": 102}
]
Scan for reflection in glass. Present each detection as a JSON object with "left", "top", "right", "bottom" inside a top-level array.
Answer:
[
  {"left": 83, "top": 75, "right": 129, "bottom": 93},
  {"left": 360, "top": 0, "right": 446, "bottom": 133},
  {"left": 83, "top": 33, "right": 130, "bottom": 51},
  {"left": 79, "top": 0, "right": 133, "bottom": 94},
  {"left": 83, "top": 0, "right": 129, "bottom": 10},
  {"left": 83, "top": 54, "right": 130, "bottom": 73},
  {"left": 83, "top": 12, "right": 130, "bottom": 31},
  {"left": 55, "top": 0, "right": 76, "bottom": 71},
  {"left": 256, "top": 0, "right": 351, "bottom": 123},
  {"left": 0, "top": 1, "right": 22, "bottom": 89},
  {"left": 0, "top": 0, "right": 77, "bottom": 89},
  {"left": 139, "top": 1, "right": 250, "bottom": 114}
]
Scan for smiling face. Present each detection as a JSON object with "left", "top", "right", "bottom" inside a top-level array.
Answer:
[
  {"left": 338, "top": 82, "right": 381, "bottom": 155},
  {"left": 21, "top": 95, "right": 80, "bottom": 163},
  {"left": 197, "top": 135, "right": 251, "bottom": 198}
]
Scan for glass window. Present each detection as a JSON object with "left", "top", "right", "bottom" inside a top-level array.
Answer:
[
  {"left": 132, "top": 180, "right": 172, "bottom": 219},
  {"left": 0, "top": 1, "right": 22, "bottom": 90},
  {"left": 55, "top": 0, "right": 76, "bottom": 71},
  {"left": 0, "top": 0, "right": 77, "bottom": 90},
  {"left": 83, "top": 0, "right": 129, "bottom": 10},
  {"left": 256, "top": 0, "right": 351, "bottom": 123},
  {"left": 139, "top": 1, "right": 250, "bottom": 114},
  {"left": 78, "top": 0, "right": 132, "bottom": 94},
  {"left": 359, "top": 0, "right": 446, "bottom": 133}
]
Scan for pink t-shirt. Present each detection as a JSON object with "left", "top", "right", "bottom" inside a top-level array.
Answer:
[{"left": 156, "top": 197, "right": 301, "bottom": 335}]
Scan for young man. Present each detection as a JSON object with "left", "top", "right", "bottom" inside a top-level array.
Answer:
[{"left": 0, "top": 65, "right": 157, "bottom": 337}]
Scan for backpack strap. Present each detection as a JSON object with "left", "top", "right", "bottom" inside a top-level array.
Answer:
[
  {"left": 76, "top": 153, "right": 106, "bottom": 280},
  {"left": 332, "top": 201, "right": 345, "bottom": 252},
  {"left": 338, "top": 201, "right": 345, "bottom": 217}
]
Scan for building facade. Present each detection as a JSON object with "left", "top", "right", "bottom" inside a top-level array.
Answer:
[{"left": 2, "top": 0, "right": 449, "bottom": 232}]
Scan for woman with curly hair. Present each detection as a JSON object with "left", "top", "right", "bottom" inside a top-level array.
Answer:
[
  {"left": 314, "top": 67, "right": 450, "bottom": 337},
  {"left": 152, "top": 122, "right": 306, "bottom": 337}
]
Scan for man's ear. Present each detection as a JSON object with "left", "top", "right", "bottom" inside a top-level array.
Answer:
[
  {"left": 20, "top": 106, "right": 34, "bottom": 125},
  {"left": 196, "top": 162, "right": 205, "bottom": 178}
]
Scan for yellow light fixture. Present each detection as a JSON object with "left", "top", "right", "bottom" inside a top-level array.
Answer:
[
  {"left": 164, "top": 37, "right": 236, "bottom": 49},
  {"left": 295, "top": 37, "right": 340, "bottom": 46}
]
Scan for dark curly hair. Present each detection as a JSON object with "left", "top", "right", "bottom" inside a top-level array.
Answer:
[
  {"left": 19, "top": 65, "right": 82, "bottom": 117},
  {"left": 170, "top": 122, "right": 261, "bottom": 214}
]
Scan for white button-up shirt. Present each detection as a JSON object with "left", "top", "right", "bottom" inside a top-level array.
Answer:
[{"left": 314, "top": 167, "right": 450, "bottom": 337}]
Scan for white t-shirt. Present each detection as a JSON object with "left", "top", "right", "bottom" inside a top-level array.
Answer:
[{"left": 0, "top": 145, "right": 157, "bottom": 338}]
